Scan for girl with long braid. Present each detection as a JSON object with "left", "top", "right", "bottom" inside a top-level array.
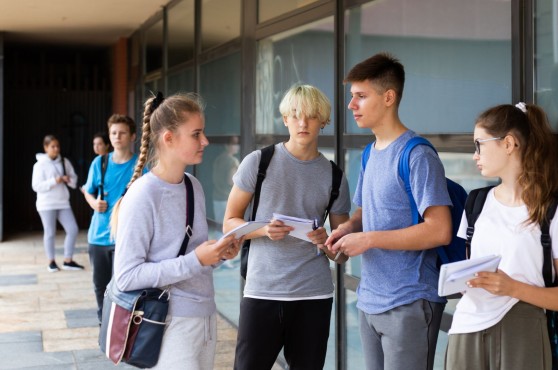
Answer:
[
  {"left": 445, "top": 103, "right": 558, "bottom": 369},
  {"left": 111, "top": 93, "right": 241, "bottom": 369}
]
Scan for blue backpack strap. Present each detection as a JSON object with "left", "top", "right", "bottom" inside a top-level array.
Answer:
[
  {"left": 361, "top": 142, "right": 374, "bottom": 172},
  {"left": 398, "top": 137, "right": 436, "bottom": 225}
]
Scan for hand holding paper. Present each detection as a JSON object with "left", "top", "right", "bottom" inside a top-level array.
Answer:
[
  {"left": 272, "top": 213, "right": 314, "bottom": 242},
  {"left": 438, "top": 254, "right": 501, "bottom": 296}
]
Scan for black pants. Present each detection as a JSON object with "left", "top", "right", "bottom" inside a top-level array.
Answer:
[
  {"left": 234, "top": 297, "right": 333, "bottom": 370},
  {"left": 88, "top": 244, "right": 114, "bottom": 322}
]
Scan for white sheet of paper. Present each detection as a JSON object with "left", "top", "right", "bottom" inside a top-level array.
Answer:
[
  {"left": 218, "top": 221, "right": 269, "bottom": 241},
  {"left": 438, "top": 254, "right": 501, "bottom": 297},
  {"left": 272, "top": 213, "right": 315, "bottom": 242}
]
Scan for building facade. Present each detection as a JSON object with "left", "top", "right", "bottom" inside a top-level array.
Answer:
[{"left": 2, "top": 0, "right": 557, "bottom": 368}]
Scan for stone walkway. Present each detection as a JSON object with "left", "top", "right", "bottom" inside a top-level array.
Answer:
[{"left": 0, "top": 231, "right": 244, "bottom": 370}]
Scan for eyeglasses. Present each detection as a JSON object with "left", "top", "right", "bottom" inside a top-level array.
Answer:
[{"left": 474, "top": 136, "right": 505, "bottom": 155}]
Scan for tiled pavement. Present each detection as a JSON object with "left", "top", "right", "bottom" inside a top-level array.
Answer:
[{"left": 0, "top": 231, "right": 250, "bottom": 370}]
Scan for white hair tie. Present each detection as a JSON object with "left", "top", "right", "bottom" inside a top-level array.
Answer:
[{"left": 515, "top": 102, "right": 527, "bottom": 113}]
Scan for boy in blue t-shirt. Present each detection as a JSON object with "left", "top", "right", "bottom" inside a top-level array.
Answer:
[
  {"left": 83, "top": 114, "right": 138, "bottom": 322},
  {"left": 325, "top": 53, "right": 452, "bottom": 370}
]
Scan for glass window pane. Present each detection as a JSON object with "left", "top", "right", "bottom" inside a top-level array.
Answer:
[
  {"left": 439, "top": 152, "right": 499, "bottom": 192},
  {"left": 535, "top": 0, "right": 558, "bottom": 129},
  {"left": 346, "top": 289, "right": 365, "bottom": 369},
  {"left": 167, "top": 68, "right": 194, "bottom": 95},
  {"left": 258, "top": 0, "right": 320, "bottom": 23},
  {"left": 256, "top": 17, "right": 334, "bottom": 135},
  {"left": 344, "top": 0, "right": 512, "bottom": 134},
  {"left": 202, "top": 0, "right": 241, "bottom": 50},
  {"left": 199, "top": 52, "right": 241, "bottom": 135},
  {"left": 145, "top": 19, "right": 163, "bottom": 73},
  {"left": 168, "top": 0, "right": 195, "bottom": 67}
]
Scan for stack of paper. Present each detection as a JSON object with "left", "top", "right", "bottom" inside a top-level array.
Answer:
[
  {"left": 218, "top": 220, "right": 269, "bottom": 241},
  {"left": 272, "top": 213, "right": 315, "bottom": 242},
  {"left": 438, "top": 254, "right": 501, "bottom": 296}
]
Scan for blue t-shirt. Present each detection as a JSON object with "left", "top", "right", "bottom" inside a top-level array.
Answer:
[
  {"left": 353, "top": 130, "right": 452, "bottom": 314},
  {"left": 84, "top": 153, "right": 139, "bottom": 246}
]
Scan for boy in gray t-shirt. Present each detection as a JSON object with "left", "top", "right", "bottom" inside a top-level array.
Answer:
[
  {"left": 224, "top": 85, "right": 351, "bottom": 370},
  {"left": 326, "top": 53, "right": 452, "bottom": 370}
]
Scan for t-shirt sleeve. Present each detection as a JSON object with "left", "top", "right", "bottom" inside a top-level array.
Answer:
[
  {"left": 332, "top": 175, "right": 352, "bottom": 215},
  {"left": 232, "top": 150, "right": 260, "bottom": 194},
  {"left": 408, "top": 146, "right": 452, "bottom": 217},
  {"left": 83, "top": 156, "right": 101, "bottom": 195}
]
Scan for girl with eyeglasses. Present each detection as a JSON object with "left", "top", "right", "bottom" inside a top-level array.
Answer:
[{"left": 445, "top": 103, "right": 558, "bottom": 370}]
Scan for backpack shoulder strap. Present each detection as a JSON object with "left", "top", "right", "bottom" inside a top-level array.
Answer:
[
  {"left": 177, "top": 174, "right": 195, "bottom": 257},
  {"left": 249, "top": 144, "right": 275, "bottom": 221},
  {"left": 463, "top": 186, "right": 494, "bottom": 258},
  {"left": 99, "top": 154, "right": 109, "bottom": 200},
  {"left": 361, "top": 142, "right": 374, "bottom": 172},
  {"left": 398, "top": 137, "right": 436, "bottom": 225},
  {"left": 323, "top": 161, "right": 343, "bottom": 223},
  {"left": 541, "top": 198, "right": 558, "bottom": 287},
  {"left": 61, "top": 156, "right": 67, "bottom": 176}
]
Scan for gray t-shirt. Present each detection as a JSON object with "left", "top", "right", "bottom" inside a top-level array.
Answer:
[
  {"left": 114, "top": 172, "right": 216, "bottom": 317},
  {"left": 233, "top": 143, "right": 351, "bottom": 299}
]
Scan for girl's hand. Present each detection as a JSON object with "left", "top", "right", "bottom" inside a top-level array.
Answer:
[
  {"left": 55, "top": 176, "right": 64, "bottom": 184},
  {"left": 466, "top": 269, "right": 517, "bottom": 296},
  {"left": 221, "top": 236, "right": 243, "bottom": 260},
  {"left": 61, "top": 175, "right": 70, "bottom": 183},
  {"left": 195, "top": 235, "right": 240, "bottom": 266},
  {"left": 264, "top": 220, "right": 293, "bottom": 241},
  {"left": 307, "top": 227, "right": 328, "bottom": 245}
]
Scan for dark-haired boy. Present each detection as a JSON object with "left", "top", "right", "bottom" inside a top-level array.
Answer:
[{"left": 326, "top": 53, "right": 452, "bottom": 370}]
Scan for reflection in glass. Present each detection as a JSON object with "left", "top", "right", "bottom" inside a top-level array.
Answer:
[
  {"left": 167, "top": 68, "right": 194, "bottom": 95},
  {"left": 167, "top": 0, "right": 195, "bottom": 67},
  {"left": 258, "top": 0, "right": 319, "bottom": 23},
  {"left": 256, "top": 17, "right": 334, "bottom": 135},
  {"left": 200, "top": 52, "right": 241, "bottom": 135},
  {"left": 344, "top": 0, "right": 511, "bottom": 134},
  {"left": 346, "top": 289, "right": 365, "bottom": 369},
  {"left": 535, "top": 0, "right": 558, "bottom": 129},
  {"left": 212, "top": 137, "right": 240, "bottom": 224},
  {"left": 202, "top": 0, "right": 241, "bottom": 50},
  {"left": 145, "top": 19, "right": 163, "bottom": 73}
]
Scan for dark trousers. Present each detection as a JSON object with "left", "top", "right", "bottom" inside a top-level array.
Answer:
[
  {"left": 234, "top": 297, "right": 333, "bottom": 370},
  {"left": 88, "top": 244, "right": 114, "bottom": 322}
]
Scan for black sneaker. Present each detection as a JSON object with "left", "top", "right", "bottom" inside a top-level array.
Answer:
[
  {"left": 62, "top": 261, "right": 85, "bottom": 271},
  {"left": 48, "top": 261, "right": 60, "bottom": 272}
]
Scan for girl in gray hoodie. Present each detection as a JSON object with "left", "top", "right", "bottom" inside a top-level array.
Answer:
[{"left": 32, "top": 135, "right": 84, "bottom": 272}]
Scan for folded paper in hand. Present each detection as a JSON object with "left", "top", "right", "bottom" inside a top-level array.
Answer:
[
  {"left": 438, "top": 254, "right": 501, "bottom": 297},
  {"left": 272, "top": 213, "right": 314, "bottom": 242},
  {"left": 219, "top": 221, "right": 269, "bottom": 241}
]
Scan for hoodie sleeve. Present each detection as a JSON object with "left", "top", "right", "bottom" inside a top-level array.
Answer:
[
  {"left": 31, "top": 162, "right": 57, "bottom": 193},
  {"left": 64, "top": 158, "right": 78, "bottom": 189}
]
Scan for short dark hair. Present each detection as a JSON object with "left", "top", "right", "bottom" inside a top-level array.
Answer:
[
  {"left": 107, "top": 114, "right": 136, "bottom": 135},
  {"left": 345, "top": 52, "right": 405, "bottom": 105},
  {"left": 93, "top": 132, "right": 110, "bottom": 146}
]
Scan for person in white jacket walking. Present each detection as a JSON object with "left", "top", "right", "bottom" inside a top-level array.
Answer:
[{"left": 32, "top": 135, "right": 84, "bottom": 272}]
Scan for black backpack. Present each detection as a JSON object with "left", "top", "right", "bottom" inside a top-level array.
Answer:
[
  {"left": 239, "top": 144, "right": 343, "bottom": 279},
  {"left": 464, "top": 186, "right": 558, "bottom": 368}
]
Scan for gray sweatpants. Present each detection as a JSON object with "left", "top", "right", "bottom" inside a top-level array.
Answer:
[
  {"left": 152, "top": 313, "right": 217, "bottom": 370},
  {"left": 38, "top": 208, "right": 78, "bottom": 260},
  {"left": 359, "top": 299, "right": 444, "bottom": 370}
]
